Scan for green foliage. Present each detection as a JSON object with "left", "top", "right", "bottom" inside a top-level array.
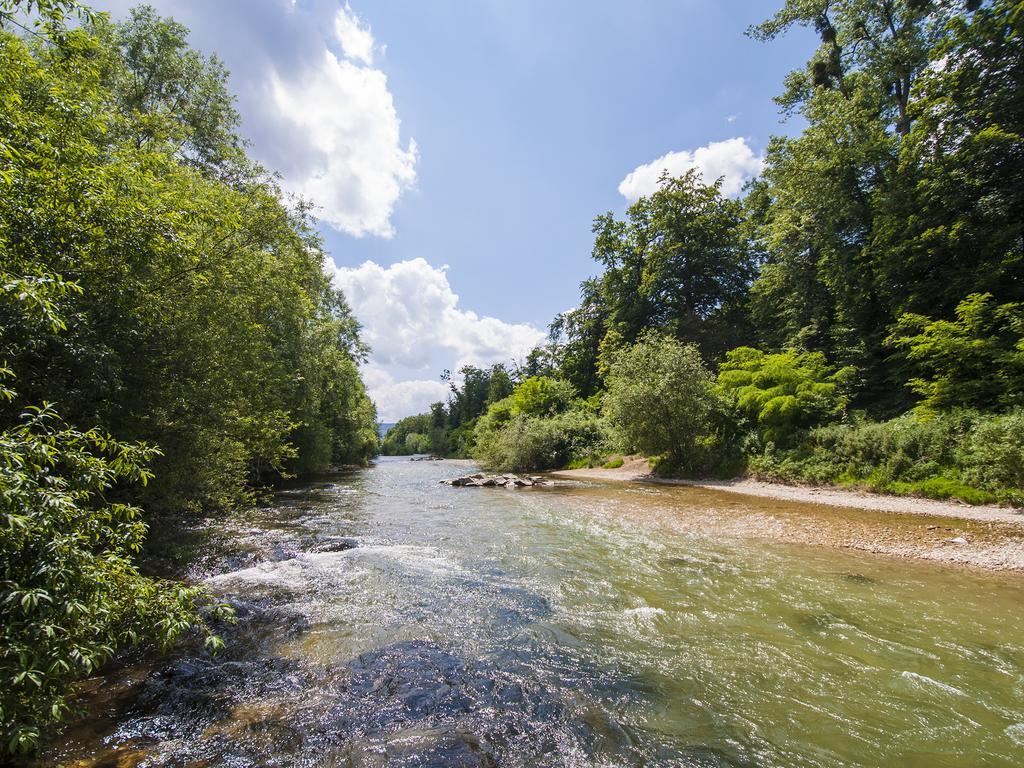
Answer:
[
  {"left": 716, "top": 347, "right": 852, "bottom": 445},
  {"left": 748, "top": 410, "right": 1023, "bottom": 505},
  {"left": 550, "top": 172, "right": 754, "bottom": 387},
  {"left": 602, "top": 333, "right": 718, "bottom": 471},
  {"left": 385, "top": 364, "right": 535, "bottom": 458},
  {"left": 959, "top": 411, "right": 1024, "bottom": 503},
  {"left": 0, "top": 9, "right": 376, "bottom": 514},
  {"left": 508, "top": 376, "right": 576, "bottom": 417},
  {"left": 0, "top": 273, "right": 227, "bottom": 754},
  {"left": 0, "top": 400, "right": 227, "bottom": 754},
  {"left": 602, "top": 457, "right": 624, "bottom": 469},
  {"left": 0, "top": 5, "right": 377, "bottom": 752},
  {"left": 889, "top": 293, "right": 1024, "bottom": 411},
  {"left": 472, "top": 408, "right": 612, "bottom": 473},
  {"left": 404, "top": 432, "right": 432, "bottom": 455},
  {"left": 744, "top": 0, "right": 1024, "bottom": 413},
  {"left": 380, "top": 413, "right": 433, "bottom": 456}
]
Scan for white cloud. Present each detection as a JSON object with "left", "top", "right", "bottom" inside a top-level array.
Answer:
[
  {"left": 334, "top": 4, "right": 375, "bottom": 66},
  {"left": 361, "top": 366, "right": 449, "bottom": 423},
  {"left": 618, "top": 137, "right": 763, "bottom": 201},
  {"left": 268, "top": 48, "right": 417, "bottom": 237},
  {"left": 94, "top": 0, "right": 417, "bottom": 239},
  {"left": 330, "top": 258, "right": 545, "bottom": 420},
  {"left": 266, "top": 5, "right": 416, "bottom": 237}
]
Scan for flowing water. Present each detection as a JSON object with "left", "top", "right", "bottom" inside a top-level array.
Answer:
[{"left": 36, "top": 458, "right": 1024, "bottom": 767}]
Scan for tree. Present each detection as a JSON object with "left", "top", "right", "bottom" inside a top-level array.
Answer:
[
  {"left": 0, "top": 8, "right": 377, "bottom": 512},
  {"left": 889, "top": 293, "right": 1024, "bottom": 411},
  {"left": 91, "top": 5, "right": 249, "bottom": 178},
  {"left": 591, "top": 171, "right": 755, "bottom": 357},
  {"left": 602, "top": 333, "right": 717, "bottom": 470},
  {"left": 508, "top": 376, "right": 576, "bottom": 417},
  {"left": 746, "top": 0, "right": 1010, "bottom": 413},
  {"left": 0, "top": 272, "right": 226, "bottom": 757}
]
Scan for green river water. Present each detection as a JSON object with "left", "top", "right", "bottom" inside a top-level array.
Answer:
[{"left": 36, "top": 458, "right": 1024, "bottom": 767}]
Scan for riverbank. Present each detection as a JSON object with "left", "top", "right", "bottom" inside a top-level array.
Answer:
[{"left": 550, "top": 459, "right": 1024, "bottom": 572}]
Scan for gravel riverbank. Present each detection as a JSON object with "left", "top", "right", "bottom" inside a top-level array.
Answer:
[{"left": 550, "top": 459, "right": 1024, "bottom": 572}]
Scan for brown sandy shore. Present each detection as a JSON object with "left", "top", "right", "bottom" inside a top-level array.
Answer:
[{"left": 549, "top": 458, "right": 1024, "bottom": 573}]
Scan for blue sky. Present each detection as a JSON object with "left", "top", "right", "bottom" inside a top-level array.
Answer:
[{"left": 92, "top": 0, "right": 814, "bottom": 420}]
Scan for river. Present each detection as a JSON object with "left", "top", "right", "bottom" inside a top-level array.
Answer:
[{"left": 36, "top": 458, "right": 1024, "bottom": 767}]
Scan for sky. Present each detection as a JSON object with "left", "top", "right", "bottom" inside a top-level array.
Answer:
[{"left": 91, "top": 0, "right": 815, "bottom": 422}]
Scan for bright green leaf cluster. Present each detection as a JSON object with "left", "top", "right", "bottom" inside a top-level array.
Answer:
[{"left": 716, "top": 347, "right": 852, "bottom": 445}]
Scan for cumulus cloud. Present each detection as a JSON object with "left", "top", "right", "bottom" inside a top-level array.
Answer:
[
  {"left": 332, "top": 258, "right": 544, "bottom": 370},
  {"left": 95, "top": 0, "right": 416, "bottom": 238},
  {"left": 330, "top": 258, "right": 545, "bottom": 420},
  {"left": 333, "top": 4, "right": 376, "bottom": 66},
  {"left": 360, "top": 366, "right": 449, "bottom": 423},
  {"left": 268, "top": 48, "right": 417, "bottom": 237},
  {"left": 618, "top": 137, "right": 763, "bottom": 201},
  {"left": 266, "top": 5, "right": 416, "bottom": 237}
]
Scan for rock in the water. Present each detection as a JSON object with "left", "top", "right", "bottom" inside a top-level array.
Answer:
[
  {"left": 441, "top": 473, "right": 548, "bottom": 489},
  {"left": 314, "top": 537, "right": 358, "bottom": 553}
]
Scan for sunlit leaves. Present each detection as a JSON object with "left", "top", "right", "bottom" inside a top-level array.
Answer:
[{"left": 716, "top": 347, "right": 853, "bottom": 445}]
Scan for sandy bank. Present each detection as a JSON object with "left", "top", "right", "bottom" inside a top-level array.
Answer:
[
  {"left": 549, "top": 459, "right": 1024, "bottom": 572},
  {"left": 551, "top": 458, "right": 1024, "bottom": 525}
]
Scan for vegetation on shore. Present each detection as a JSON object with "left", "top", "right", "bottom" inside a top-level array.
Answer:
[
  {"left": 1, "top": 1, "right": 377, "bottom": 752},
  {"left": 388, "top": 0, "right": 1024, "bottom": 507}
]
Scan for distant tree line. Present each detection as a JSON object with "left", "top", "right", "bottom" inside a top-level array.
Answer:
[{"left": 0, "top": 1, "right": 377, "bottom": 752}]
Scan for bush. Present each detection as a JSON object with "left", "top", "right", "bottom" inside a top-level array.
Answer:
[
  {"left": 473, "top": 409, "right": 612, "bottom": 473},
  {"left": 603, "top": 457, "right": 625, "bottom": 469},
  {"left": 959, "top": 410, "right": 1024, "bottom": 504},
  {"left": 716, "top": 347, "right": 852, "bottom": 446},
  {"left": 0, "top": 403, "right": 227, "bottom": 754},
  {"left": 404, "top": 432, "right": 432, "bottom": 454},
  {"left": 603, "top": 333, "right": 718, "bottom": 471},
  {"left": 889, "top": 293, "right": 1024, "bottom": 412},
  {"left": 747, "top": 410, "right": 1024, "bottom": 505},
  {"left": 508, "top": 376, "right": 577, "bottom": 417}
]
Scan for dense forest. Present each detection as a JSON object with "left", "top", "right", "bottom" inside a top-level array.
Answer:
[
  {"left": 0, "top": 0, "right": 377, "bottom": 753},
  {"left": 389, "top": 0, "right": 1024, "bottom": 506}
]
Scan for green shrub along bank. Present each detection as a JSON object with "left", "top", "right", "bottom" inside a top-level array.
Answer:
[
  {"left": 1, "top": 2, "right": 377, "bottom": 753},
  {"left": 749, "top": 411, "right": 1024, "bottom": 506}
]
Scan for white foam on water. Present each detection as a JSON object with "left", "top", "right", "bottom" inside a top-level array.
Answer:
[
  {"left": 900, "top": 670, "right": 966, "bottom": 697},
  {"left": 1005, "top": 723, "right": 1024, "bottom": 746},
  {"left": 623, "top": 606, "right": 666, "bottom": 619},
  {"left": 350, "top": 543, "right": 469, "bottom": 579},
  {"left": 206, "top": 550, "right": 356, "bottom": 592}
]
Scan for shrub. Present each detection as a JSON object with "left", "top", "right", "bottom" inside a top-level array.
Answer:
[
  {"left": 404, "top": 432, "right": 432, "bottom": 454},
  {"left": 509, "top": 377, "right": 577, "bottom": 417},
  {"left": 889, "top": 293, "right": 1024, "bottom": 412},
  {"left": 747, "top": 410, "right": 1024, "bottom": 505},
  {"left": 959, "top": 410, "right": 1024, "bottom": 503},
  {"left": 0, "top": 402, "right": 227, "bottom": 755},
  {"left": 603, "top": 333, "right": 718, "bottom": 471},
  {"left": 473, "top": 409, "right": 612, "bottom": 473},
  {"left": 716, "top": 347, "right": 852, "bottom": 446},
  {"left": 603, "top": 457, "right": 625, "bottom": 469}
]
